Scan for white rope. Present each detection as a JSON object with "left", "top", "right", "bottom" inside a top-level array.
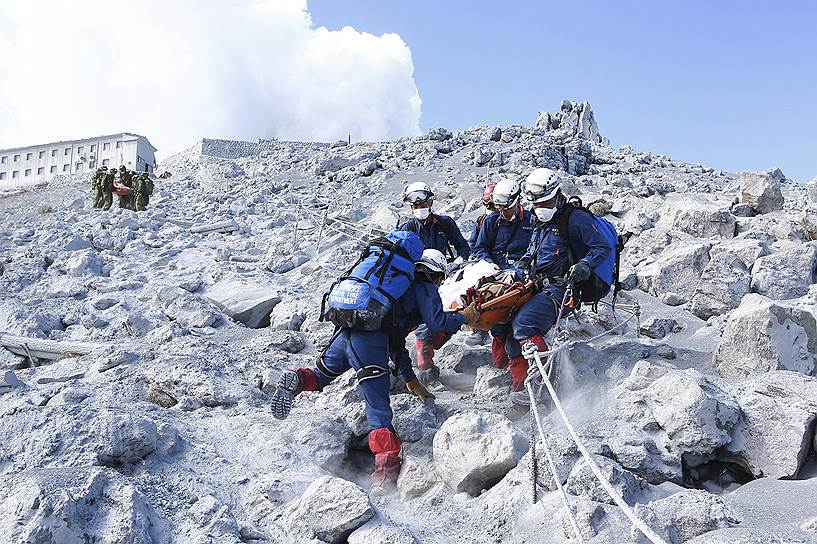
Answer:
[
  {"left": 530, "top": 301, "right": 641, "bottom": 361},
  {"left": 526, "top": 347, "right": 668, "bottom": 544},
  {"left": 527, "top": 378, "right": 585, "bottom": 543}
]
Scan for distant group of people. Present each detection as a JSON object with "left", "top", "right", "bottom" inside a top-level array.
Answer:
[{"left": 90, "top": 165, "right": 154, "bottom": 211}]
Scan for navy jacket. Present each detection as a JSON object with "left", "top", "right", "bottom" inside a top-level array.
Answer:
[
  {"left": 399, "top": 214, "right": 471, "bottom": 261},
  {"left": 472, "top": 207, "right": 534, "bottom": 270},
  {"left": 468, "top": 212, "right": 494, "bottom": 248},
  {"left": 388, "top": 280, "right": 465, "bottom": 378},
  {"left": 522, "top": 205, "right": 612, "bottom": 280}
]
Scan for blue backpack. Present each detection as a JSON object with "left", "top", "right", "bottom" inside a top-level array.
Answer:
[
  {"left": 321, "top": 231, "right": 424, "bottom": 331},
  {"left": 557, "top": 203, "right": 623, "bottom": 306}
]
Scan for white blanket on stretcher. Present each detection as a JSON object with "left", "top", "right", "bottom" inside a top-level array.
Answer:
[{"left": 439, "top": 260, "right": 500, "bottom": 310}]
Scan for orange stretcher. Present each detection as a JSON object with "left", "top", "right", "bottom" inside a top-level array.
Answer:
[
  {"left": 113, "top": 182, "right": 132, "bottom": 196},
  {"left": 451, "top": 274, "right": 535, "bottom": 331}
]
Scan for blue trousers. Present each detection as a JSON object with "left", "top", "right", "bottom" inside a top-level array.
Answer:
[
  {"left": 310, "top": 329, "right": 394, "bottom": 431},
  {"left": 499, "top": 285, "right": 566, "bottom": 359}
]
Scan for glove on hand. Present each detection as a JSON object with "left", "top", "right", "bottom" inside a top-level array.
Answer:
[
  {"left": 459, "top": 302, "right": 480, "bottom": 327},
  {"left": 566, "top": 261, "right": 591, "bottom": 283},
  {"left": 406, "top": 378, "right": 435, "bottom": 401}
]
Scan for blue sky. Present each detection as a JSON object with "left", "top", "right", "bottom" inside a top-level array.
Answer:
[{"left": 310, "top": 1, "right": 817, "bottom": 181}]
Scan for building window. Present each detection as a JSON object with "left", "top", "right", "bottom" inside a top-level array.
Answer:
[
  {"left": 64, "top": 148, "right": 70, "bottom": 156},
  {"left": 13, "top": 154, "right": 20, "bottom": 162},
  {"left": 50, "top": 165, "right": 57, "bottom": 173},
  {"left": 116, "top": 141, "right": 123, "bottom": 149},
  {"left": 90, "top": 144, "right": 96, "bottom": 152},
  {"left": 37, "top": 167, "right": 44, "bottom": 175},
  {"left": 102, "top": 158, "right": 109, "bottom": 166},
  {"left": 0, "top": 156, "right": 6, "bottom": 164},
  {"left": 0, "top": 172, "right": 5, "bottom": 180},
  {"left": 78, "top": 146, "right": 84, "bottom": 153},
  {"left": 103, "top": 142, "right": 111, "bottom": 151},
  {"left": 25, "top": 152, "right": 33, "bottom": 160},
  {"left": 51, "top": 149, "right": 57, "bottom": 157},
  {"left": 89, "top": 161, "right": 96, "bottom": 168},
  {"left": 12, "top": 171, "right": 19, "bottom": 178},
  {"left": 63, "top": 164, "right": 69, "bottom": 172},
  {"left": 24, "top": 169, "right": 31, "bottom": 176}
]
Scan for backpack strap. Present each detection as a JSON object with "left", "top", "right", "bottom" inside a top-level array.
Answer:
[
  {"left": 476, "top": 213, "right": 487, "bottom": 231},
  {"left": 434, "top": 215, "right": 457, "bottom": 261},
  {"left": 612, "top": 234, "right": 625, "bottom": 310},
  {"left": 555, "top": 204, "right": 578, "bottom": 274}
]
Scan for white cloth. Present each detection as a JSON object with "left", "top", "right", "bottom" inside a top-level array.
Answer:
[{"left": 438, "top": 260, "right": 500, "bottom": 310}]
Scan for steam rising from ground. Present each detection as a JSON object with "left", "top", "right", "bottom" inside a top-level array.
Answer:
[{"left": 0, "top": 0, "right": 421, "bottom": 156}]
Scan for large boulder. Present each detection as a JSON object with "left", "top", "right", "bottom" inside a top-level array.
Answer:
[
  {"left": 709, "top": 238, "right": 768, "bottom": 268},
  {"left": 564, "top": 454, "right": 650, "bottom": 506},
  {"left": 397, "top": 456, "right": 438, "bottom": 500},
  {"left": 269, "top": 299, "right": 308, "bottom": 331},
  {"left": 203, "top": 279, "right": 281, "bottom": 328},
  {"left": 609, "top": 362, "right": 740, "bottom": 483},
  {"left": 637, "top": 242, "right": 711, "bottom": 305},
  {"left": 633, "top": 489, "right": 740, "bottom": 544},
  {"left": 750, "top": 242, "right": 817, "bottom": 300},
  {"left": 432, "top": 411, "right": 528, "bottom": 495},
  {"left": 659, "top": 194, "right": 736, "bottom": 239},
  {"left": 724, "top": 371, "right": 817, "bottom": 478},
  {"left": 739, "top": 170, "right": 784, "bottom": 214},
  {"left": 281, "top": 476, "right": 373, "bottom": 543},
  {"left": 689, "top": 251, "right": 752, "bottom": 320},
  {"left": 184, "top": 494, "right": 242, "bottom": 543},
  {"left": 94, "top": 411, "right": 158, "bottom": 467},
  {"left": 537, "top": 100, "right": 606, "bottom": 143},
  {"left": 714, "top": 294, "right": 817, "bottom": 379},
  {"left": 0, "top": 468, "right": 157, "bottom": 544}
]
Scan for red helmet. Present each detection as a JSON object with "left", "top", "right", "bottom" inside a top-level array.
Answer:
[{"left": 482, "top": 183, "right": 496, "bottom": 210}]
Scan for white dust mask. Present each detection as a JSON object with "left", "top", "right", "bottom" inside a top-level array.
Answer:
[
  {"left": 534, "top": 207, "right": 556, "bottom": 223},
  {"left": 413, "top": 208, "right": 431, "bottom": 220}
]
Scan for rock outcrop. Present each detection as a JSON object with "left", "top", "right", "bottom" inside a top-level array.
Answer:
[
  {"left": 432, "top": 411, "right": 528, "bottom": 495},
  {"left": 714, "top": 294, "right": 817, "bottom": 378}
]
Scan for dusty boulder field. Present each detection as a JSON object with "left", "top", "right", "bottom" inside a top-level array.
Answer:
[{"left": 1, "top": 102, "right": 816, "bottom": 543}]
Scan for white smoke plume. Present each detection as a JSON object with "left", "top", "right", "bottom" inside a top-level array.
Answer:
[{"left": 0, "top": 0, "right": 422, "bottom": 157}]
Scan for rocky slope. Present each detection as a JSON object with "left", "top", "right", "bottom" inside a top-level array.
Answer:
[{"left": 1, "top": 100, "right": 817, "bottom": 544}]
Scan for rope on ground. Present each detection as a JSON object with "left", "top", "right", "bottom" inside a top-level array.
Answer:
[
  {"left": 525, "top": 342, "right": 668, "bottom": 544},
  {"left": 524, "top": 301, "right": 640, "bottom": 365},
  {"left": 526, "top": 372, "right": 585, "bottom": 543}
]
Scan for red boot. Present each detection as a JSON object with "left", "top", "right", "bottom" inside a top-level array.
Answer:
[
  {"left": 491, "top": 336, "right": 509, "bottom": 369},
  {"left": 508, "top": 356, "right": 528, "bottom": 392},
  {"left": 369, "top": 428, "right": 402, "bottom": 495},
  {"left": 415, "top": 339, "right": 435, "bottom": 370},
  {"left": 270, "top": 368, "right": 319, "bottom": 420},
  {"left": 509, "top": 337, "right": 548, "bottom": 389},
  {"left": 294, "top": 368, "right": 319, "bottom": 393},
  {"left": 510, "top": 336, "right": 549, "bottom": 407}
]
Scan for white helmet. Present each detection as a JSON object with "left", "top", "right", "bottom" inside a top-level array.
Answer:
[
  {"left": 524, "top": 168, "right": 562, "bottom": 203},
  {"left": 403, "top": 181, "right": 434, "bottom": 205},
  {"left": 492, "top": 178, "right": 522, "bottom": 209},
  {"left": 416, "top": 249, "right": 447, "bottom": 275}
]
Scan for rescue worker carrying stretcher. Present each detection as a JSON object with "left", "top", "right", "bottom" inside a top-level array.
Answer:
[
  {"left": 269, "top": 247, "right": 478, "bottom": 495},
  {"left": 471, "top": 178, "right": 534, "bottom": 379},
  {"left": 464, "top": 182, "right": 498, "bottom": 347},
  {"left": 503, "top": 168, "right": 618, "bottom": 406},
  {"left": 399, "top": 182, "right": 472, "bottom": 386}
]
